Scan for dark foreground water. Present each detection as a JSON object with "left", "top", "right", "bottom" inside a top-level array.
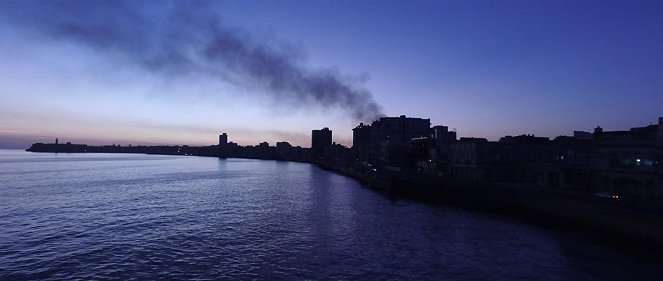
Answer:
[{"left": 1, "top": 150, "right": 661, "bottom": 280}]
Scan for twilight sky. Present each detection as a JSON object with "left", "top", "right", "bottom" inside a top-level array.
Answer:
[{"left": 1, "top": 0, "right": 662, "bottom": 148}]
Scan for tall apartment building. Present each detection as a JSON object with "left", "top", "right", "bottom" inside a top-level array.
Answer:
[{"left": 311, "top": 127, "right": 332, "bottom": 159}]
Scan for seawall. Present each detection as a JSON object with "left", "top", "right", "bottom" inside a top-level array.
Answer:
[{"left": 314, "top": 161, "right": 663, "bottom": 249}]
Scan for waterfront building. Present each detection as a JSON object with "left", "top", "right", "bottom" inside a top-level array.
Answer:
[
  {"left": 431, "top": 126, "right": 457, "bottom": 144},
  {"left": 428, "top": 126, "right": 458, "bottom": 175},
  {"left": 449, "top": 138, "right": 499, "bottom": 181},
  {"left": 409, "top": 126, "right": 458, "bottom": 175},
  {"left": 312, "top": 127, "right": 332, "bottom": 159},
  {"left": 276, "top": 141, "right": 292, "bottom": 150},
  {"left": 218, "top": 133, "right": 229, "bottom": 157},
  {"left": 352, "top": 123, "right": 372, "bottom": 163},
  {"left": 219, "top": 133, "right": 228, "bottom": 146},
  {"left": 325, "top": 143, "right": 352, "bottom": 166},
  {"left": 536, "top": 117, "right": 663, "bottom": 201},
  {"left": 275, "top": 141, "right": 292, "bottom": 159},
  {"left": 495, "top": 134, "right": 552, "bottom": 182},
  {"left": 370, "top": 115, "right": 431, "bottom": 167},
  {"left": 371, "top": 115, "right": 430, "bottom": 144},
  {"left": 410, "top": 137, "right": 433, "bottom": 172}
]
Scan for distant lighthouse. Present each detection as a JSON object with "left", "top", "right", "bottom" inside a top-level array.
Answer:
[{"left": 55, "top": 138, "right": 59, "bottom": 145}]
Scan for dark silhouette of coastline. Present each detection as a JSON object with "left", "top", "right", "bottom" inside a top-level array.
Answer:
[
  {"left": 26, "top": 116, "right": 663, "bottom": 248},
  {"left": 27, "top": 140, "right": 309, "bottom": 162}
]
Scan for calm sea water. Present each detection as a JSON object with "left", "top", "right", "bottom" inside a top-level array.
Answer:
[{"left": 0, "top": 149, "right": 661, "bottom": 280}]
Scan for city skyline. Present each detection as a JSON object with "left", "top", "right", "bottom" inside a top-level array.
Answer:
[{"left": 2, "top": 0, "right": 663, "bottom": 148}]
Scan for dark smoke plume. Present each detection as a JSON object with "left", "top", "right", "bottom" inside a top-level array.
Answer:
[{"left": 0, "top": 0, "right": 384, "bottom": 121}]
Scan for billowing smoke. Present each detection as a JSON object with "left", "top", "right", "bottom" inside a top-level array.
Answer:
[{"left": 0, "top": 0, "right": 384, "bottom": 121}]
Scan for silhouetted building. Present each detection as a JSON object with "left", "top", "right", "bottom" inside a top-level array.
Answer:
[
  {"left": 449, "top": 138, "right": 497, "bottom": 181},
  {"left": 407, "top": 126, "right": 459, "bottom": 174},
  {"left": 275, "top": 142, "right": 292, "bottom": 159},
  {"left": 218, "top": 133, "right": 229, "bottom": 157},
  {"left": 430, "top": 126, "right": 457, "bottom": 144},
  {"left": 410, "top": 137, "right": 431, "bottom": 171},
  {"left": 312, "top": 127, "right": 332, "bottom": 159},
  {"left": 536, "top": 117, "right": 663, "bottom": 201},
  {"left": 371, "top": 115, "right": 430, "bottom": 144},
  {"left": 219, "top": 133, "right": 228, "bottom": 146},
  {"left": 325, "top": 143, "right": 351, "bottom": 165},
  {"left": 352, "top": 123, "right": 372, "bottom": 162},
  {"left": 350, "top": 115, "right": 432, "bottom": 168},
  {"left": 276, "top": 141, "right": 292, "bottom": 150},
  {"left": 573, "top": 130, "right": 593, "bottom": 140},
  {"left": 496, "top": 135, "right": 552, "bottom": 182},
  {"left": 371, "top": 115, "right": 430, "bottom": 167},
  {"left": 428, "top": 126, "right": 457, "bottom": 175}
]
